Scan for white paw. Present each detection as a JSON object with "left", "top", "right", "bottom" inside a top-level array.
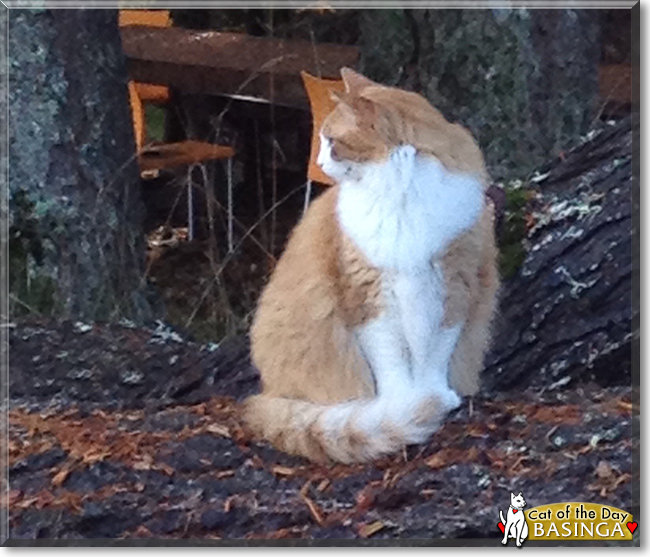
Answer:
[
  {"left": 435, "top": 386, "right": 462, "bottom": 412},
  {"left": 392, "top": 144, "right": 416, "bottom": 161},
  {"left": 501, "top": 539, "right": 507, "bottom": 545},
  {"left": 389, "top": 144, "right": 416, "bottom": 183}
]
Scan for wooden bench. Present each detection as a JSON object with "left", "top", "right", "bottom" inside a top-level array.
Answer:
[{"left": 120, "top": 25, "right": 359, "bottom": 109}]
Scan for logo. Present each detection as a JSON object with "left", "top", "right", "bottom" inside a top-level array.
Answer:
[
  {"left": 497, "top": 496, "right": 636, "bottom": 544},
  {"left": 498, "top": 491, "right": 529, "bottom": 546}
]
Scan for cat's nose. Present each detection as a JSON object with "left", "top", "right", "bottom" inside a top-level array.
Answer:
[{"left": 317, "top": 148, "right": 331, "bottom": 167}]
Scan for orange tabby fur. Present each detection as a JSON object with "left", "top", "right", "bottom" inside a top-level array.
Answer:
[{"left": 244, "top": 69, "right": 499, "bottom": 463}]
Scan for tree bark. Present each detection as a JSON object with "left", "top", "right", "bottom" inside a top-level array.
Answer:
[
  {"left": 9, "top": 9, "right": 157, "bottom": 323},
  {"left": 358, "top": 9, "right": 602, "bottom": 180},
  {"left": 485, "top": 118, "right": 634, "bottom": 391}
]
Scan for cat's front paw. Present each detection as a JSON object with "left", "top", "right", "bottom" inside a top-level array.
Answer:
[
  {"left": 389, "top": 144, "right": 416, "bottom": 183},
  {"left": 393, "top": 144, "right": 416, "bottom": 161},
  {"left": 439, "top": 386, "right": 462, "bottom": 411}
]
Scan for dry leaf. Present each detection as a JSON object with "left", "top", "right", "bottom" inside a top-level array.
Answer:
[
  {"left": 35, "top": 490, "right": 55, "bottom": 509},
  {"left": 355, "top": 485, "right": 375, "bottom": 511},
  {"left": 272, "top": 465, "right": 296, "bottom": 477},
  {"left": 82, "top": 448, "right": 112, "bottom": 464},
  {"left": 153, "top": 462, "right": 175, "bottom": 476},
  {"left": 466, "top": 424, "right": 487, "bottom": 438},
  {"left": 8, "top": 489, "right": 23, "bottom": 506},
  {"left": 614, "top": 473, "right": 631, "bottom": 489},
  {"left": 51, "top": 467, "right": 71, "bottom": 487},
  {"left": 133, "top": 525, "right": 153, "bottom": 537},
  {"left": 301, "top": 494, "right": 324, "bottom": 526},
  {"left": 534, "top": 405, "right": 581, "bottom": 425},
  {"left": 205, "top": 423, "right": 231, "bottom": 437},
  {"left": 358, "top": 520, "right": 385, "bottom": 538},
  {"left": 299, "top": 480, "right": 312, "bottom": 498},
  {"left": 617, "top": 400, "right": 633, "bottom": 412},
  {"left": 15, "top": 497, "right": 39, "bottom": 510}
]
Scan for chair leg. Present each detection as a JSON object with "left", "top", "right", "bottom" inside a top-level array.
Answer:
[
  {"left": 227, "top": 157, "right": 234, "bottom": 254},
  {"left": 187, "top": 165, "right": 195, "bottom": 241},
  {"left": 303, "top": 179, "right": 312, "bottom": 217}
]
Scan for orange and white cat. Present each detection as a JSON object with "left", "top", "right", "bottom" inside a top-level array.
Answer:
[{"left": 244, "top": 68, "right": 499, "bottom": 464}]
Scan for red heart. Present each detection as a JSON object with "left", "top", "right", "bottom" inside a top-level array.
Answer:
[
  {"left": 627, "top": 522, "right": 638, "bottom": 534},
  {"left": 513, "top": 509, "right": 518, "bottom": 514},
  {"left": 498, "top": 523, "right": 505, "bottom": 533}
]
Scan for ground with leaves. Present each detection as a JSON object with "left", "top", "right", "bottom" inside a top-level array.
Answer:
[{"left": 7, "top": 318, "right": 634, "bottom": 542}]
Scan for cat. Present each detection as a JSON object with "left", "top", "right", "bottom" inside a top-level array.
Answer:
[
  {"left": 500, "top": 492, "right": 529, "bottom": 546},
  {"left": 243, "top": 68, "right": 499, "bottom": 464}
]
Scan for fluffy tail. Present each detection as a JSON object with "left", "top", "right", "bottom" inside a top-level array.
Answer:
[
  {"left": 500, "top": 511, "right": 506, "bottom": 525},
  {"left": 243, "top": 390, "right": 456, "bottom": 464}
]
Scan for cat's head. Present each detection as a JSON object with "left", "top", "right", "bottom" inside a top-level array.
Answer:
[
  {"left": 511, "top": 492, "right": 527, "bottom": 509},
  {"left": 317, "top": 68, "right": 487, "bottom": 184}
]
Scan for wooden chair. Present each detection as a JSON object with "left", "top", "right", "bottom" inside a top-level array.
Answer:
[
  {"left": 300, "top": 72, "right": 345, "bottom": 212},
  {"left": 120, "top": 9, "right": 236, "bottom": 247},
  {"left": 119, "top": 9, "right": 172, "bottom": 28}
]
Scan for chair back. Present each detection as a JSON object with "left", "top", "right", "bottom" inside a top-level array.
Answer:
[
  {"left": 300, "top": 71, "right": 346, "bottom": 186},
  {"left": 119, "top": 10, "right": 172, "bottom": 151},
  {"left": 128, "top": 81, "right": 145, "bottom": 152},
  {"left": 119, "top": 10, "right": 171, "bottom": 27}
]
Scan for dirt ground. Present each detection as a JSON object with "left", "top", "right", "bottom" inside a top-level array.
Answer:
[{"left": 6, "top": 317, "right": 636, "bottom": 543}]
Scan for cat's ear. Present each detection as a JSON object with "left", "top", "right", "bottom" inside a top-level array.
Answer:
[
  {"left": 518, "top": 492, "right": 523, "bottom": 496},
  {"left": 329, "top": 89, "right": 356, "bottom": 106},
  {"left": 329, "top": 89, "right": 345, "bottom": 104},
  {"left": 341, "top": 67, "right": 377, "bottom": 95},
  {"left": 511, "top": 493, "right": 516, "bottom": 500}
]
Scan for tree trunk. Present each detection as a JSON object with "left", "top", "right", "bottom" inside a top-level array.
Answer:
[
  {"left": 358, "top": 9, "right": 602, "bottom": 180},
  {"left": 485, "top": 118, "right": 634, "bottom": 391},
  {"left": 8, "top": 9, "right": 157, "bottom": 323}
]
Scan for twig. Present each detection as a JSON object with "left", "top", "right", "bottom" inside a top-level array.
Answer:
[
  {"left": 9, "top": 294, "right": 37, "bottom": 315},
  {"left": 184, "top": 181, "right": 309, "bottom": 329}
]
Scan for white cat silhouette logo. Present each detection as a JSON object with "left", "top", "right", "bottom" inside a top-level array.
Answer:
[{"left": 499, "top": 492, "right": 529, "bottom": 546}]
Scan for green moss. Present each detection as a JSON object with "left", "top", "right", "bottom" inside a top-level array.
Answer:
[
  {"left": 498, "top": 183, "right": 535, "bottom": 279},
  {"left": 499, "top": 241, "right": 527, "bottom": 280}
]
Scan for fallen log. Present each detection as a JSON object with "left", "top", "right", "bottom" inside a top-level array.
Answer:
[{"left": 485, "top": 118, "right": 634, "bottom": 392}]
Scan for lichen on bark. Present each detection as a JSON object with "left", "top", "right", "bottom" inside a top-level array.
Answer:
[{"left": 9, "top": 9, "right": 158, "bottom": 323}]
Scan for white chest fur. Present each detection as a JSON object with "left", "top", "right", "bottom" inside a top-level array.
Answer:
[
  {"left": 328, "top": 145, "right": 483, "bottom": 405},
  {"left": 334, "top": 145, "right": 484, "bottom": 270}
]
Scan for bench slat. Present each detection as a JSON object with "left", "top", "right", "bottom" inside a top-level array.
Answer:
[{"left": 121, "top": 27, "right": 359, "bottom": 108}]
